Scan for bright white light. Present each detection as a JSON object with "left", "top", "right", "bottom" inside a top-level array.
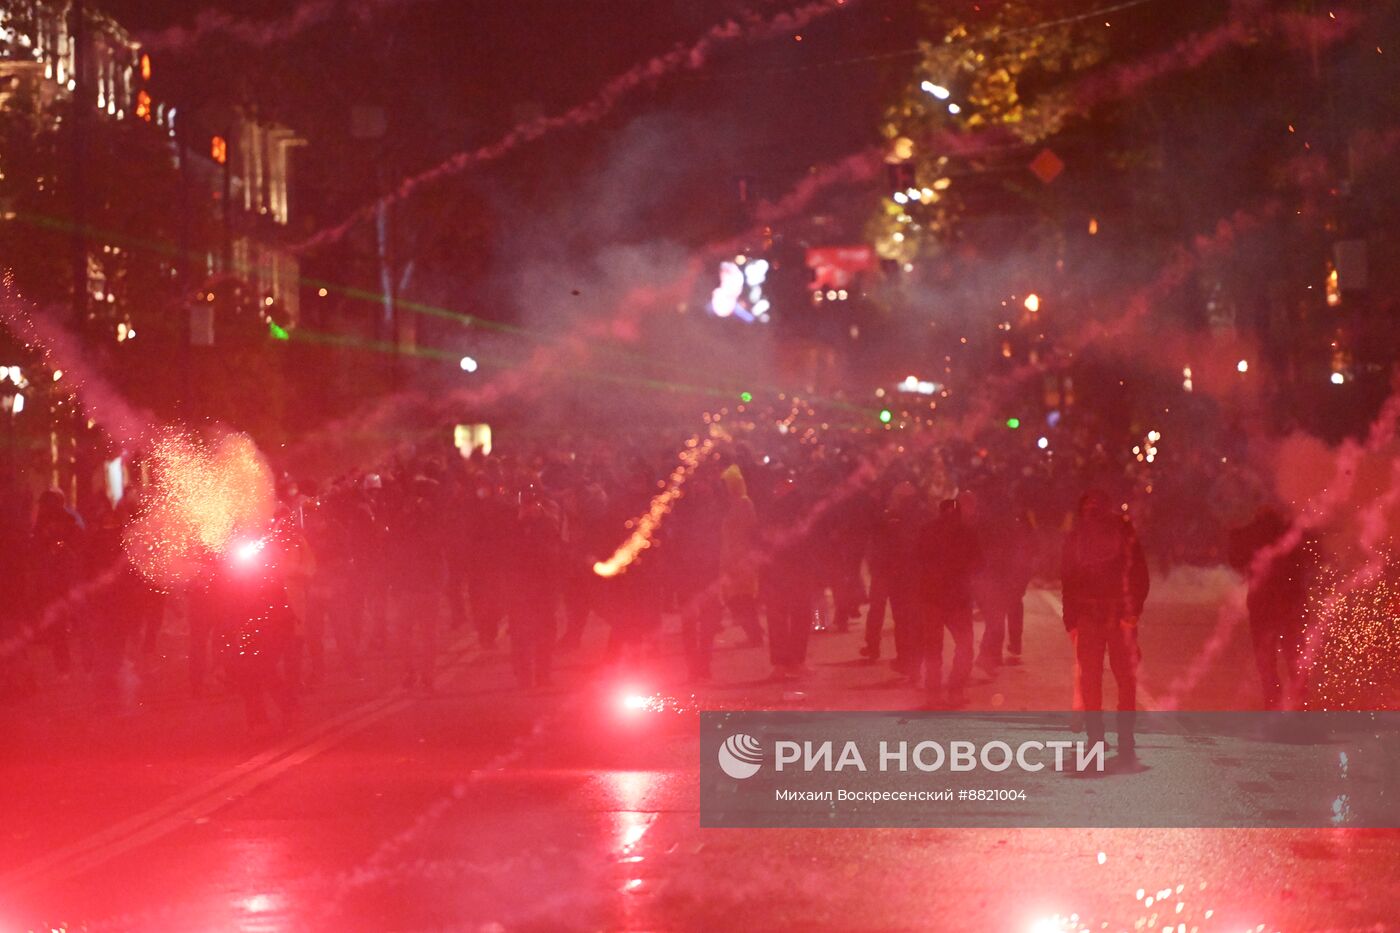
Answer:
[
  {"left": 752, "top": 298, "right": 770, "bottom": 315},
  {"left": 52, "top": 370, "right": 63, "bottom": 382},
  {"left": 1023, "top": 293, "right": 1040, "bottom": 313},
  {"left": 459, "top": 356, "right": 478, "bottom": 373},
  {"left": 892, "top": 192, "right": 908, "bottom": 204},
  {"left": 620, "top": 690, "right": 656, "bottom": 713},
  {"left": 1237, "top": 359, "right": 1249, "bottom": 373},
  {"left": 947, "top": 102, "right": 961, "bottom": 115},
  {"left": 1331, "top": 371, "right": 1345, "bottom": 385},
  {"left": 920, "top": 80, "right": 951, "bottom": 100},
  {"left": 898, "top": 376, "right": 939, "bottom": 396},
  {"left": 743, "top": 259, "right": 769, "bottom": 287},
  {"left": 11, "top": 393, "right": 23, "bottom": 414},
  {"left": 1037, "top": 436, "right": 1049, "bottom": 450},
  {"left": 710, "top": 261, "right": 744, "bottom": 318},
  {"left": 234, "top": 538, "right": 265, "bottom": 562}
]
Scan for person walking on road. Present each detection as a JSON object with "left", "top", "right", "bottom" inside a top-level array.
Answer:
[
  {"left": 388, "top": 477, "right": 449, "bottom": 692},
  {"left": 1061, "top": 490, "right": 1149, "bottom": 761},
  {"left": 864, "top": 481, "right": 924, "bottom": 667},
  {"left": 1228, "top": 505, "right": 1311, "bottom": 710},
  {"left": 918, "top": 498, "right": 981, "bottom": 707},
  {"left": 963, "top": 490, "right": 1035, "bottom": 670},
  {"left": 719, "top": 464, "right": 764, "bottom": 648},
  {"left": 507, "top": 484, "right": 563, "bottom": 688},
  {"left": 762, "top": 475, "right": 818, "bottom": 680}
]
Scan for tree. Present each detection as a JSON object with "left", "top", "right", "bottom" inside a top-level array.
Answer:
[{"left": 870, "top": 0, "right": 1108, "bottom": 265}]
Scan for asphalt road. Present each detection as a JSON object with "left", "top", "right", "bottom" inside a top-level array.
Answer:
[{"left": 3, "top": 570, "right": 1398, "bottom": 932}]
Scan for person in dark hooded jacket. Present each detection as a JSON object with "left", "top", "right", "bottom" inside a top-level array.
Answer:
[
  {"left": 917, "top": 498, "right": 981, "bottom": 706},
  {"left": 672, "top": 463, "right": 725, "bottom": 681},
  {"left": 864, "top": 481, "right": 925, "bottom": 668},
  {"left": 1061, "top": 490, "right": 1149, "bottom": 760},
  {"left": 30, "top": 488, "right": 85, "bottom": 676},
  {"left": 507, "top": 483, "right": 562, "bottom": 687},
  {"left": 761, "top": 474, "right": 818, "bottom": 679},
  {"left": 1228, "top": 505, "right": 1311, "bottom": 710},
  {"left": 388, "top": 477, "right": 449, "bottom": 691}
]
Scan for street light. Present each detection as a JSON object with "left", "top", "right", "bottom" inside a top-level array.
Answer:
[{"left": 459, "top": 356, "right": 478, "bottom": 373}]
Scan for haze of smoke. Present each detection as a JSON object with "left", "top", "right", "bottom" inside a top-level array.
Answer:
[
  {"left": 292, "top": 0, "right": 858, "bottom": 254},
  {"left": 0, "top": 275, "right": 155, "bottom": 447},
  {"left": 139, "top": 0, "right": 424, "bottom": 53},
  {"left": 1073, "top": 2, "right": 1360, "bottom": 112}
]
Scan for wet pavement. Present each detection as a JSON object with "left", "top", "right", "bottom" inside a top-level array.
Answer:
[{"left": 3, "top": 571, "right": 1399, "bottom": 931}]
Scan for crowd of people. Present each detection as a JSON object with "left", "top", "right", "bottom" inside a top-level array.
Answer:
[{"left": 0, "top": 412, "right": 1320, "bottom": 756}]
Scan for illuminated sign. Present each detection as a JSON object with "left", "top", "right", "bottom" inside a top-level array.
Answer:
[
  {"left": 806, "top": 246, "right": 874, "bottom": 292},
  {"left": 708, "top": 255, "right": 771, "bottom": 323},
  {"left": 453, "top": 424, "right": 492, "bottom": 458}
]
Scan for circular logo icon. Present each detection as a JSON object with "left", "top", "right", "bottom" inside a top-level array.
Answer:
[{"left": 718, "top": 733, "right": 763, "bottom": 779}]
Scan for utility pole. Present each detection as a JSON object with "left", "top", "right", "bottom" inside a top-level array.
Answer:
[
  {"left": 222, "top": 127, "right": 234, "bottom": 274},
  {"left": 68, "top": 0, "right": 88, "bottom": 335},
  {"left": 64, "top": 0, "right": 88, "bottom": 508},
  {"left": 177, "top": 121, "right": 194, "bottom": 416}
]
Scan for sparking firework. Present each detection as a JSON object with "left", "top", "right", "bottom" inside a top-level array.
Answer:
[{"left": 123, "top": 430, "right": 277, "bottom": 589}]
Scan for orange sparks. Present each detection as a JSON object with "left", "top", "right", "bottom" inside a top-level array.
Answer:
[{"left": 593, "top": 436, "right": 714, "bottom": 578}]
